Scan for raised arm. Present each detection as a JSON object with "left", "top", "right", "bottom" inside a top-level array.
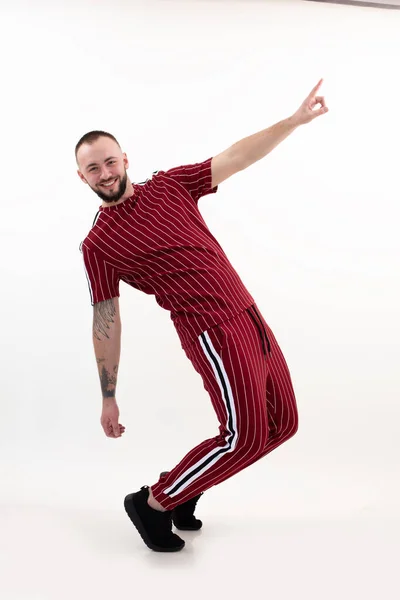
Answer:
[
  {"left": 93, "top": 297, "right": 125, "bottom": 438},
  {"left": 211, "top": 79, "right": 329, "bottom": 188}
]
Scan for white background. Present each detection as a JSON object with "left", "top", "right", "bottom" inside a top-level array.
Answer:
[{"left": 1, "top": 0, "right": 399, "bottom": 598}]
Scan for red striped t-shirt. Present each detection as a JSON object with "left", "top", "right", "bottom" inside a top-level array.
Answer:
[{"left": 80, "top": 157, "right": 254, "bottom": 347}]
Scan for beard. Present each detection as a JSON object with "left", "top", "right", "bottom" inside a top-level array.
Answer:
[{"left": 93, "top": 170, "right": 128, "bottom": 204}]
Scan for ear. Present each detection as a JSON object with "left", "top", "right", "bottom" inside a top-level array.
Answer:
[
  {"left": 77, "top": 170, "right": 88, "bottom": 184},
  {"left": 123, "top": 153, "right": 129, "bottom": 170}
]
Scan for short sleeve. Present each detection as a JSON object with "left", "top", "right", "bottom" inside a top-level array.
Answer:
[
  {"left": 80, "top": 244, "right": 120, "bottom": 306},
  {"left": 163, "top": 157, "right": 218, "bottom": 203}
]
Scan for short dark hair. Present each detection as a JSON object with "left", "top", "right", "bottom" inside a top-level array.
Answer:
[{"left": 75, "top": 130, "right": 121, "bottom": 164}]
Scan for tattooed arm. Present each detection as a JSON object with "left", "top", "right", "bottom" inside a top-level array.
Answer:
[{"left": 93, "top": 297, "right": 125, "bottom": 438}]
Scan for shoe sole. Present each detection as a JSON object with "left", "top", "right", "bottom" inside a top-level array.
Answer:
[
  {"left": 124, "top": 494, "right": 185, "bottom": 553},
  {"left": 174, "top": 523, "right": 202, "bottom": 531}
]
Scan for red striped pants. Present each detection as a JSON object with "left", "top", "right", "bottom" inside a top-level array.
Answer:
[{"left": 151, "top": 304, "right": 299, "bottom": 510}]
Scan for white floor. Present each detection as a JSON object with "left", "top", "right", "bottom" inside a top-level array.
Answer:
[{"left": 1, "top": 479, "right": 398, "bottom": 600}]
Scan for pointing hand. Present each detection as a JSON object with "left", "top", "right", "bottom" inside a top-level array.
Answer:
[{"left": 292, "top": 79, "right": 329, "bottom": 126}]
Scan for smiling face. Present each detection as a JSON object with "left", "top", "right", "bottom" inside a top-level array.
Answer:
[{"left": 77, "top": 136, "right": 132, "bottom": 204}]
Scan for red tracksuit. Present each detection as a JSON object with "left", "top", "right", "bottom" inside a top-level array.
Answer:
[{"left": 80, "top": 158, "right": 298, "bottom": 510}]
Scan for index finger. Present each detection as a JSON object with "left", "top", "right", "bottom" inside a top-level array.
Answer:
[{"left": 310, "top": 78, "right": 323, "bottom": 96}]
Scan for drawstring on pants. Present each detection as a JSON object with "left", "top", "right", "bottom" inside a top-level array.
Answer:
[{"left": 246, "top": 305, "right": 272, "bottom": 356}]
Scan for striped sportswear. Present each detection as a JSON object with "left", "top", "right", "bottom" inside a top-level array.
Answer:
[{"left": 80, "top": 158, "right": 255, "bottom": 347}]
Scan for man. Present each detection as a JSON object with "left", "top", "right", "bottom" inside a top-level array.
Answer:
[{"left": 77, "top": 80, "right": 328, "bottom": 553}]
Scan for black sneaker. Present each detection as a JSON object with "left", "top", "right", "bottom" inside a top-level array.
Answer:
[
  {"left": 124, "top": 486, "right": 185, "bottom": 552},
  {"left": 160, "top": 472, "right": 203, "bottom": 531}
]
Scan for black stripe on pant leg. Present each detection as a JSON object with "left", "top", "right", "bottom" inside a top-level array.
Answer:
[{"left": 164, "top": 330, "right": 238, "bottom": 497}]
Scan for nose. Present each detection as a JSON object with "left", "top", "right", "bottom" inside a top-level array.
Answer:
[{"left": 100, "top": 169, "right": 114, "bottom": 182}]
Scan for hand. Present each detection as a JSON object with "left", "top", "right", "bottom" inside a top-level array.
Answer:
[
  {"left": 292, "top": 79, "right": 329, "bottom": 126},
  {"left": 101, "top": 398, "right": 125, "bottom": 438}
]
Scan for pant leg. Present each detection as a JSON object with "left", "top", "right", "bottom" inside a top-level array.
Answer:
[
  {"left": 177, "top": 305, "right": 299, "bottom": 486},
  {"left": 256, "top": 310, "right": 299, "bottom": 458},
  {"left": 228, "top": 304, "right": 299, "bottom": 474},
  {"left": 151, "top": 306, "right": 297, "bottom": 511}
]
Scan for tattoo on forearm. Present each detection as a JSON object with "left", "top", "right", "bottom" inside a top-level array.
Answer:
[
  {"left": 93, "top": 299, "right": 116, "bottom": 341},
  {"left": 100, "top": 364, "right": 119, "bottom": 397},
  {"left": 93, "top": 300, "right": 120, "bottom": 396}
]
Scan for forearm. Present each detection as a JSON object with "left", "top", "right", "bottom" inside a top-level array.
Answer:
[
  {"left": 231, "top": 116, "right": 299, "bottom": 170},
  {"left": 92, "top": 299, "right": 121, "bottom": 399}
]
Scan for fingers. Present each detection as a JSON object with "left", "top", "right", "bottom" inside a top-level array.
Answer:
[
  {"left": 310, "top": 78, "right": 323, "bottom": 97},
  {"left": 112, "top": 420, "right": 120, "bottom": 437},
  {"left": 110, "top": 422, "right": 125, "bottom": 437},
  {"left": 102, "top": 418, "right": 126, "bottom": 438},
  {"left": 296, "top": 80, "right": 328, "bottom": 125},
  {"left": 308, "top": 94, "right": 328, "bottom": 118},
  {"left": 309, "top": 96, "right": 325, "bottom": 109},
  {"left": 104, "top": 422, "right": 115, "bottom": 437},
  {"left": 312, "top": 106, "right": 329, "bottom": 119}
]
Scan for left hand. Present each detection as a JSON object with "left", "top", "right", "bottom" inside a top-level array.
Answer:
[
  {"left": 101, "top": 398, "right": 125, "bottom": 438},
  {"left": 292, "top": 79, "right": 329, "bottom": 126}
]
